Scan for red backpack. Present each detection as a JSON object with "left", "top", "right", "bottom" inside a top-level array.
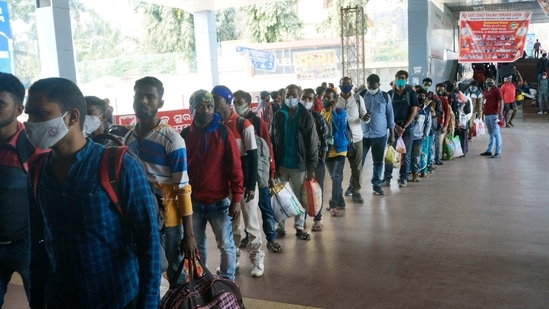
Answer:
[{"left": 28, "top": 146, "right": 128, "bottom": 218}]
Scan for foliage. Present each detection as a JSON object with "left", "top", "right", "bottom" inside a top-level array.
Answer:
[
  {"left": 216, "top": 8, "right": 239, "bottom": 42},
  {"left": 243, "top": 0, "right": 303, "bottom": 43},
  {"left": 318, "top": 0, "right": 368, "bottom": 38}
]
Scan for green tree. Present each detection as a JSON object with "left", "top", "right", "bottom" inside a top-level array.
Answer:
[
  {"left": 243, "top": 0, "right": 302, "bottom": 43},
  {"left": 318, "top": 0, "right": 369, "bottom": 38},
  {"left": 216, "top": 8, "right": 239, "bottom": 42}
]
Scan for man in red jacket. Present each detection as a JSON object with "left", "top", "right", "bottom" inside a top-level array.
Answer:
[
  {"left": 500, "top": 76, "right": 517, "bottom": 127},
  {"left": 182, "top": 90, "right": 244, "bottom": 281}
]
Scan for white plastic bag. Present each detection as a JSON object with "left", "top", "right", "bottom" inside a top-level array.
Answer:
[
  {"left": 395, "top": 136, "right": 406, "bottom": 154},
  {"left": 270, "top": 181, "right": 305, "bottom": 223},
  {"left": 474, "top": 119, "right": 486, "bottom": 136}
]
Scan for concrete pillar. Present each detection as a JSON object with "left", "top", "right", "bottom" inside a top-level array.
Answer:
[
  {"left": 35, "top": 0, "right": 77, "bottom": 82},
  {"left": 407, "top": 0, "right": 429, "bottom": 85},
  {"left": 193, "top": 10, "right": 219, "bottom": 88}
]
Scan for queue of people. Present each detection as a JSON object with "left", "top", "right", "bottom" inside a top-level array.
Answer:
[{"left": 0, "top": 70, "right": 505, "bottom": 308}]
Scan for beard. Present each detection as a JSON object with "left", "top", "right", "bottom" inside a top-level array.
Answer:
[{"left": 134, "top": 107, "right": 157, "bottom": 120}]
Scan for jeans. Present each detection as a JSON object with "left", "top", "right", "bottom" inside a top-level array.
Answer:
[
  {"left": 277, "top": 167, "right": 306, "bottom": 231},
  {"left": 0, "top": 238, "right": 30, "bottom": 307},
  {"left": 231, "top": 187, "right": 263, "bottom": 263},
  {"left": 433, "top": 129, "right": 442, "bottom": 162},
  {"left": 539, "top": 93, "right": 549, "bottom": 112},
  {"left": 361, "top": 136, "right": 387, "bottom": 189},
  {"left": 410, "top": 138, "right": 423, "bottom": 173},
  {"left": 384, "top": 128, "right": 413, "bottom": 182},
  {"left": 326, "top": 156, "right": 346, "bottom": 209},
  {"left": 257, "top": 187, "right": 276, "bottom": 242},
  {"left": 427, "top": 134, "right": 435, "bottom": 166},
  {"left": 164, "top": 224, "right": 184, "bottom": 285},
  {"left": 484, "top": 114, "right": 502, "bottom": 155},
  {"left": 347, "top": 140, "right": 363, "bottom": 195},
  {"left": 192, "top": 198, "right": 236, "bottom": 281},
  {"left": 313, "top": 159, "right": 326, "bottom": 222}
]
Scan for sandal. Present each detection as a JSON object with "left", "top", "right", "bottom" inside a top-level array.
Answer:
[
  {"left": 330, "top": 208, "right": 339, "bottom": 217},
  {"left": 267, "top": 241, "right": 282, "bottom": 253},
  {"left": 295, "top": 230, "right": 311, "bottom": 241},
  {"left": 312, "top": 223, "right": 323, "bottom": 232}
]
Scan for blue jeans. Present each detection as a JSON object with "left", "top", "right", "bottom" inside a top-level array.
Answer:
[
  {"left": 257, "top": 187, "right": 276, "bottom": 242},
  {"left": 326, "top": 156, "right": 346, "bottom": 209},
  {"left": 192, "top": 198, "right": 236, "bottom": 281},
  {"left": 539, "top": 92, "right": 549, "bottom": 112},
  {"left": 164, "top": 224, "right": 184, "bottom": 285},
  {"left": 361, "top": 136, "right": 387, "bottom": 189},
  {"left": 433, "top": 128, "right": 442, "bottom": 162},
  {"left": 384, "top": 128, "right": 413, "bottom": 182},
  {"left": 410, "top": 138, "right": 423, "bottom": 173},
  {"left": 427, "top": 134, "right": 435, "bottom": 166},
  {"left": 485, "top": 114, "right": 502, "bottom": 155},
  {"left": 0, "top": 238, "right": 30, "bottom": 306},
  {"left": 313, "top": 159, "right": 326, "bottom": 222}
]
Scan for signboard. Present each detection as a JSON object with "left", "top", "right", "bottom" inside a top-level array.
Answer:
[
  {"left": 114, "top": 103, "right": 259, "bottom": 133},
  {"left": 292, "top": 49, "right": 338, "bottom": 80},
  {"left": 0, "top": 1, "right": 13, "bottom": 73},
  {"left": 236, "top": 46, "right": 276, "bottom": 72},
  {"left": 458, "top": 11, "right": 531, "bottom": 63}
]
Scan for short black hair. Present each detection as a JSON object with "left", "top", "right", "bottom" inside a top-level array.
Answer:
[
  {"left": 367, "top": 74, "right": 380, "bottom": 84},
  {"left": 416, "top": 87, "right": 427, "bottom": 95},
  {"left": 0, "top": 72, "right": 25, "bottom": 105},
  {"left": 285, "top": 84, "right": 302, "bottom": 96},
  {"left": 27, "top": 78, "right": 86, "bottom": 130},
  {"left": 315, "top": 86, "right": 326, "bottom": 96},
  {"left": 395, "top": 70, "right": 409, "bottom": 78},
  {"left": 435, "top": 83, "right": 445, "bottom": 89},
  {"left": 85, "top": 96, "right": 107, "bottom": 114},
  {"left": 302, "top": 88, "right": 315, "bottom": 97},
  {"left": 233, "top": 90, "right": 251, "bottom": 104},
  {"left": 270, "top": 91, "right": 279, "bottom": 99},
  {"left": 134, "top": 76, "right": 164, "bottom": 98},
  {"left": 324, "top": 88, "right": 337, "bottom": 97},
  {"left": 422, "top": 77, "right": 433, "bottom": 84}
]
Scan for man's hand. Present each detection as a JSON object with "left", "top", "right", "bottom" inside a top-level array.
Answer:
[
  {"left": 244, "top": 189, "right": 255, "bottom": 203},
  {"left": 268, "top": 178, "right": 276, "bottom": 188},
  {"left": 229, "top": 201, "right": 241, "bottom": 220},
  {"left": 388, "top": 135, "right": 395, "bottom": 145},
  {"left": 180, "top": 235, "right": 198, "bottom": 260},
  {"left": 306, "top": 170, "right": 315, "bottom": 181},
  {"left": 362, "top": 113, "right": 371, "bottom": 123},
  {"left": 395, "top": 125, "right": 405, "bottom": 137}
]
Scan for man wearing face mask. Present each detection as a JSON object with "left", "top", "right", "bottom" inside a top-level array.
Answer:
[
  {"left": 361, "top": 74, "right": 394, "bottom": 195},
  {"left": 255, "top": 91, "right": 273, "bottom": 129},
  {"left": 421, "top": 77, "right": 442, "bottom": 172},
  {"left": 125, "top": 76, "right": 198, "bottom": 287},
  {"left": 464, "top": 81, "right": 483, "bottom": 141},
  {"left": 24, "top": 78, "right": 161, "bottom": 308},
  {"left": 301, "top": 88, "right": 329, "bottom": 231},
  {"left": 181, "top": 90, "right": 243, "bottom": 281},
  {"left": 382, "top": 70, "right": 418, "bottom": 188},
  {"left": 434, "top": 83, "right": 451, "bottom": 165},
  {"left": 84, "top": 96, "right": 124, "bottom": 146},
  {"left": 537, "top": 72, "right": 549, "bottom": 114},
  {"left": 481, "top": 77, "right": 503, "bottom": 158},
  {"left": 271, "top": 84, "right": 318, "bottom": 240},
  {"left": 338, "top": 77, "right": 369, "bottom": 203},
  {"left": 212, "top": 85, "right": 264, "bottom": 277}
]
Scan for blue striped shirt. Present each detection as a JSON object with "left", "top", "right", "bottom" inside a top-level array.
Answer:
[{"left": 29, "top": 140, "right": 161, "bottom": 308}]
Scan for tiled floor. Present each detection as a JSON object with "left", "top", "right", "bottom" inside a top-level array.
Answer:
[{"left": 5, "top": 118, "right": 549, "bottom": 309}]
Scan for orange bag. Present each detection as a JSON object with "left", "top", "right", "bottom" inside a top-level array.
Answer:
[{"left": 302, "top": 180, "right": 322, "bottom": 217}]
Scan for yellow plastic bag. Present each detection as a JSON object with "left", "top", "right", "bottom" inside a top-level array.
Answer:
[{"left": 384, "top": 145, "right": 398, "bottom": 164}]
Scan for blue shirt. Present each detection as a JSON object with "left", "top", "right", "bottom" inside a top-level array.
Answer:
[
  {"left": 361, "top": 91, "right": 395, "bottom": 139},
  {"left": 29, "top": 140, "right": 161, "bottom": 309}
]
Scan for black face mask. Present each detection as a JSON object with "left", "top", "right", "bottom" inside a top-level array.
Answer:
[
  {"left": 193, "top": 112, "right": 214, "bottom": 126},
  {"left": 322, "top": 100, "right": 332, "bottom": 108},
  {"left": 437, "top": 90, "right": 445, "bottom": 96}
]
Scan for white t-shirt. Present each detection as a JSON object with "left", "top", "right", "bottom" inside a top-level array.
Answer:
[{"left": 336, "top": 94, "right": 368, "bottom": 143}]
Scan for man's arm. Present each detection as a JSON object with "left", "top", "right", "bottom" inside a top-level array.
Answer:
[
  {"left": 259, "top": 119, "right": 276, "bottom": 181},
  {"left": 242, "top": 123, "right": 258, "bottom": 201},
  {"left": 121, "top": 155, "right": 161, "bottom": 309},
  {"left": 303, "top": 111, "right": 319, "bottom": 180},
  {"left": 224, "top": 129, "right": 244, "bottom": 218},
  {"left": 28, "top": 189, "right": 48, "bottom": 309}
]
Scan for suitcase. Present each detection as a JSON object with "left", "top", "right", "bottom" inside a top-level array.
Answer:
[{"left": 160, "top": 259, "right": 245, "bottom": 309}]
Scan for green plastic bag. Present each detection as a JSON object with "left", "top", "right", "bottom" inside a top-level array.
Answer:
[{"left": 384, "top": 145, "right": 398, "bottom": 164}]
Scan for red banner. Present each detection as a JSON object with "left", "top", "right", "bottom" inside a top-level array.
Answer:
[
  {"left": 114, "top": 103, "right": 259, "bottom": 133},
  {"left": 459, "top": 11, "right": 531, "bottom": 63}
]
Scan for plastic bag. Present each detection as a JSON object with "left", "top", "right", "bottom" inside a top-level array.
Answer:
[
  {"left": 302, "top": 180, "right": 322, "bottom": 217},
  {"left": 270, "top": 181, "right": 305, "bottom": 223},
  {"left": 384, "top": 145, "right": 398, "bottom": 164},
  {"left": 474, "top": 119, "right": 486, "bottom": 136},
  {"left": 395, "top": 136, "right": 406, "bottom": 153}
]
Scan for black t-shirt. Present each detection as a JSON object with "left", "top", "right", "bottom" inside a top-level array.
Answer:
[{"left": 388, "top": 86, "right": 419, "bottom": 126}]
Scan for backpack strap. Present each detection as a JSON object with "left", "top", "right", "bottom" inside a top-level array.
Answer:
[
  {"left": 28, "top": 152, "right": 49, "bottom": 211},
  {"left": 99, "top": 146, "right": 128, "bottom": 218},
  {"left": 236, "top": 116, "right": 245, "bottom": 136},
  {"left": 382, "top": 91, "right": 389, "bottom": 103},
  {"left": 92, "top": 133, "right": 124, "bottom": 146},
  {"left": 16, "top": 132, "right": 35, "bottom": 173}
]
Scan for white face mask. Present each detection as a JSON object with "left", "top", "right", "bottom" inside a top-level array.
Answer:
[
  {"left": 83, "top": 115, "right": 102, "bottom": 135},
  {"left": 24, "top": 112, "right": 69, "bottom": 150},
  {"left": 234, "top": 104, "right": 249, "bottom": 117},
  {"left": 285, "top": 98, "right": 299, "bottom": 108},
  {"left": 303, "top": 101, "right": 313, "bottom": 110},
  {"left": 367, "top": 88, "right": 379, "bottom": 95}
]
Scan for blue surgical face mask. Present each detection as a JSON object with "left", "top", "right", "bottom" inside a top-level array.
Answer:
[
  {"left": 395, "top": 79, "right": 406, "bottom": 88},
  {"left": 339, "top": 84, "right": 353, "bottom": 94},
  {"left": 285, "top": 98, "right": 299, "bottom": 108}
]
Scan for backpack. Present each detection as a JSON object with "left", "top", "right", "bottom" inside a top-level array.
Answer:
[
  {"left": 28, "top": 146, "right": 128, "bottom": 218},
  {"left": 92, "top": 133, "right": 125, "bottom": 146},
  {"left": 250, "top": 116, "right": 271, "bottom": 189}
]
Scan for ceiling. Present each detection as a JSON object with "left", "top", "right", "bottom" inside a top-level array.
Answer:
[{"left": 440, "top": 0, "right": 548, "bottom": 24}]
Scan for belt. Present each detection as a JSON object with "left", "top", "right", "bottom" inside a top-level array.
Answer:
[{"left": 0, "top": 241, "right": 12, "bottom": 245}]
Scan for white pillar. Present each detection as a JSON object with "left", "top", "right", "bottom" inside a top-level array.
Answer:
[
  {"left": 193, "top": 10, "right": 219, "bottom": 87},
  {"left": 35, "top": 0, "right": 77, "bottom": 82}
]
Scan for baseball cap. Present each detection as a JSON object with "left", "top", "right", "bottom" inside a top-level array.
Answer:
[{"left": 211, "top": 85, "right": 233, "bottom": 105}]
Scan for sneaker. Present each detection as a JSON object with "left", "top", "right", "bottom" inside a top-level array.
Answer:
[
  {"left": 352, "top": 193, "right": 364, "bottom": 203},
  {"left": 538, "top": 111, "right": 544, "bottom": 115},
  {"left": 434, "top": 160, "right": 443, "bottom": 165},
  {"left": 344, "top": 187, "right": 353, "bottom": 196},
  {"left": 373, "top": 187, "right": 385, "bottom": 195},
  {"left": 427, "top": 165, "right": 436, "bottom": 172},
  {"left": 505, "top": 124, "right": 511, "bottom": 128},
  {"left": 381, "top": 180, "right": 391, "bottom": 187},
  {"left": 412, "top": 173, "right": 420, "bottom": 182},
  {"left": 480, "top": 151, "right": 492, "bottom": 156},
  {"left": 398, "top": 179, "right": 407, "bottom": 188},
  {"left": 491, "top": 153, "right": 501, "bottom": 158},
  {"left": 251, "top": 262, "right": 264, "bottom": 277},
  {"left": 508, "top": 121, "right": 514, "bottom": 127},
  {"left": 275, "top": 227, "right": 286, "bottom": 238}
]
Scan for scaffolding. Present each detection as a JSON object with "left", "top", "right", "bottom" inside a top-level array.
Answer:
[{"left": 340, "top": 6, "right": 365, "bottom": 86}]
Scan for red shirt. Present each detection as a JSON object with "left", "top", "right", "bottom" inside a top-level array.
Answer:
[
  {"left": 483, "top": 87, "right": 503, "bottom": 115},
  {"left": 500, "top": 83, "right": 516, "bottom": 104}
]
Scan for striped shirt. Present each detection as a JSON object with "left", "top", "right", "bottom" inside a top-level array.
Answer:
[{"left": 126, "top": 122, "right": 190, "bottom": 226}]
